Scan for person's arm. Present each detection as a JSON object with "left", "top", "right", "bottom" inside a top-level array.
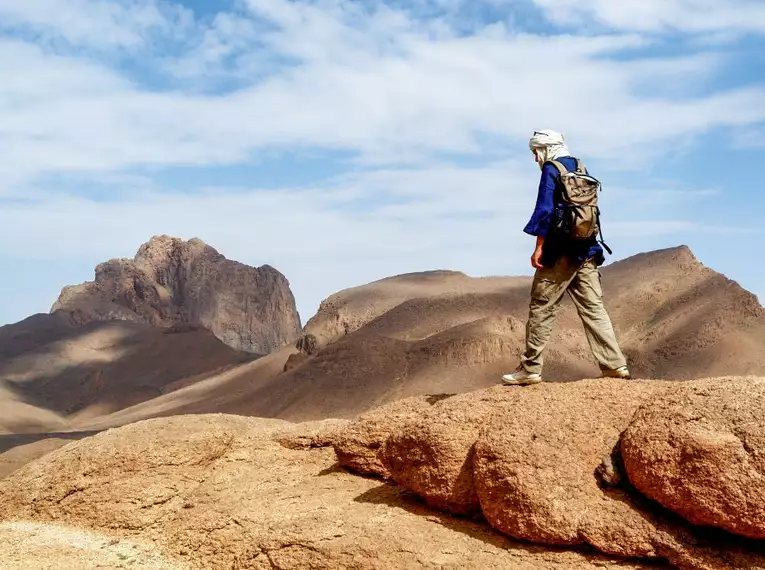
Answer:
[
  {"left": 523, "top": 164, "right": 556, "bottom": 269},
  {"left": 531, "top": 235, "right": 545, "bottom": 270}
]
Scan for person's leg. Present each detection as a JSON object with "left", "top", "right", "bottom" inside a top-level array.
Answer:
[
  {"left": 567, "top": 259, "right": 629, "bottom": 375},
  {"left": 503, "top": 257, "right": 576, "bottom": 384}
]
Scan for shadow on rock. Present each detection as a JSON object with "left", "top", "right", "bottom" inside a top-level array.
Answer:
[{"left": 354, "top": 483, "right": 671, "bottom": 568}]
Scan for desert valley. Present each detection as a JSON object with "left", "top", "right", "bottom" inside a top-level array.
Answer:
[{"left": 1, "top": 235, "right": 764, "bottom": 570}]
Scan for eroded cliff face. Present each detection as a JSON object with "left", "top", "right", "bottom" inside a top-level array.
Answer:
[{"left": 51, "top": 235, "right": 301, "bottom": 354}]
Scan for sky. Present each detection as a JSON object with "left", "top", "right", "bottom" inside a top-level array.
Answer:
[{"left": 1, "top": 0, "right": 764, "bottom": 326}]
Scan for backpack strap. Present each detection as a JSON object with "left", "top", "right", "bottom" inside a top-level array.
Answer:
[
  {"left": 595, "top": 208, "right": 613, "bottom": 255},
  {"left": 548, "top": 159, "right": 587, "bottom": 175},
  {"left": 547, "top": 160, "right": 569, "bottom": 176}
]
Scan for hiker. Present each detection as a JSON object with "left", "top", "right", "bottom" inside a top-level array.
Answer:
[{"left": 501, "top": 129, "right": 630, "bottom": 386}]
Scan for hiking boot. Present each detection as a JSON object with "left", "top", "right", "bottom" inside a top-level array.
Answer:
[
  {"left": 601, "top": 366, "right": 631, "bottom": 380},
  {"left": 501, "top": 367, "right": 543, "bottom": 386}
]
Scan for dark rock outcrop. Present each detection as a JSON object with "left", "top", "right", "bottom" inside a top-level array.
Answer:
[{"left": 51, "top": 236, "right": 301, "bottom": 354}]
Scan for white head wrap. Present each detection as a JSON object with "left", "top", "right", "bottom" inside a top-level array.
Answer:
[{"left": 529, "top": 129, "right": 571, "bottom": 169}]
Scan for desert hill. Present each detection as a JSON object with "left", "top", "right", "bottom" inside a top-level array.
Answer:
[
  {"left": 52, "top": 235, "right": 302, "bottom": 354},
  {"left": 299, "top": 245, "right": 765, "bottom": 376},
  {"left": 59, "top": 245, "right": 765, "bottom": 431}
]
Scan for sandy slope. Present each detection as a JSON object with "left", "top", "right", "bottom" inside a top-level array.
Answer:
[
  {"left": 0, "top": 313, "right": 255, "bottom": 431},
  {"left": 0, "top": 521, "right": 186, "bottom": 570}
]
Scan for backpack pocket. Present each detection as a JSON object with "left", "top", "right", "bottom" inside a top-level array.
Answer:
[{"left": 555, "top": 205, "right": 598, "bottom": 241}]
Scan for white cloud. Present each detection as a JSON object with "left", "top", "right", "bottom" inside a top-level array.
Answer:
[
  {"left": 3, "top": 10, "right": 764, "bottom": 192},
  {"left": 0, "top": 160, "right": 755, "bottom": 322},
  {"left": 0, "top": 161, "right": 534, "bottom": 319},
  {"left": 1, "top": 0, "right": 764, "bottom": 324},
  {"left": 530, "top": 0, "right": 765, "bottom": 35},
  {"left": 0, "top": 0, "right": 192, "bottom": 50},
  {"left": 732, "top": 126, "right": 765, "bottom": 149}
]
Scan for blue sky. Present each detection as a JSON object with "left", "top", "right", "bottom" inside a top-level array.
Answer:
[{"left": 0, "top": 0, "right": 763, "bottom": 326}]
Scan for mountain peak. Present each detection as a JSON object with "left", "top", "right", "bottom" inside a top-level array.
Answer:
[{"left": 51, "top": 236, "right": 301, "bottom": 354}]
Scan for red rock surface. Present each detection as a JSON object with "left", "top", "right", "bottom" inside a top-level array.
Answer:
[
  {"left": 622, "top": 376, "right": 765, "bottom": 539},
  {"left": 0, "top": 414, "right": 651, "bottom": 570},
  {"left": 332, "top": 378, "right": 765, "bottom": 569}
]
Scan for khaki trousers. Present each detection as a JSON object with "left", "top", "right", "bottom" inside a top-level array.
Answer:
[{"left": 521, "top": 255, "right": 627, "bottom": 374}]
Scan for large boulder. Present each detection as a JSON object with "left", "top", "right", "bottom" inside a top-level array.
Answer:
[
  {"left": 383, "top": 389, "right": 512, "bottom": 516},
  {"left": 621, "top": 376, "right": 765, "bottom": 539},
  {"left": 473, "top": 380, "right": 682, "bottom": 559},
  {"left": 331, "top": 395, "right": 439, "bottom": 478},
  {"left": 51, "top": 235, "right": 301, "bottom": 354},
  {"left": 472, "top": 379, "right": 765, "bottom": 568},
  {"left": 338, "top": 379, "right": 765, "bottom": 569},
  {"left": 0, "top": 414, "right": 647, "bottom": 570}
]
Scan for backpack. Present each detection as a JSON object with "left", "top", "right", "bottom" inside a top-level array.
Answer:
[{"left": 547, "top": 159, "right": 613, "bottom": 255}]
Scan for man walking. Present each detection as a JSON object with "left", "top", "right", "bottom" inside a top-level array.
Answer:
[{"left": 502, "top": 129, "right": 630, "bottom": 386}]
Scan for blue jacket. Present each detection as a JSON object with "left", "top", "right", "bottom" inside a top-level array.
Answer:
[{"left": 523, "top": 156, "right": 604, "bottom": 266}]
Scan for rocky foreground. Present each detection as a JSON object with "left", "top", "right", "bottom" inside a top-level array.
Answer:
[
  {"left": 334, "top": 376, "right": 765, "bottom": 569},
  {"left": 1, "top": 376, "right": 764, "bottom": 569}
]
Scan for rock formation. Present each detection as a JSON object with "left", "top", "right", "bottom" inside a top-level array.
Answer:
[
  {"left": 0, "top": 414, "right": 649, "bottom": 570},
  {"left": 51, "top": 235, "right": 302, "bottom": 354},
  {"left": 622, "top": 377, "right": 765, "bottom": 540},
  {"left": 473, "top": 381, "right": 683, "bottom": 559},
  {"left": 332, "top": 395, "right": 437, "bottom": 478},
  {"left": 332, "top": 377, "right": 765, "bottom": 569}
]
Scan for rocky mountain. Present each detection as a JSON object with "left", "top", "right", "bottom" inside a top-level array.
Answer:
[
  {"left": 51, "top": 235, "right": 302, "bottom": 354},
  {"left": 0, "top": 236, "right": 302, "bottom": 444},
  {"left": 53, "top": 245, "right": 765, "bottom": 431}
]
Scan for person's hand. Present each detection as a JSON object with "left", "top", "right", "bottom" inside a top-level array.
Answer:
[{"left": 531, "top": 247, "right": 544, "bottom": 270}]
